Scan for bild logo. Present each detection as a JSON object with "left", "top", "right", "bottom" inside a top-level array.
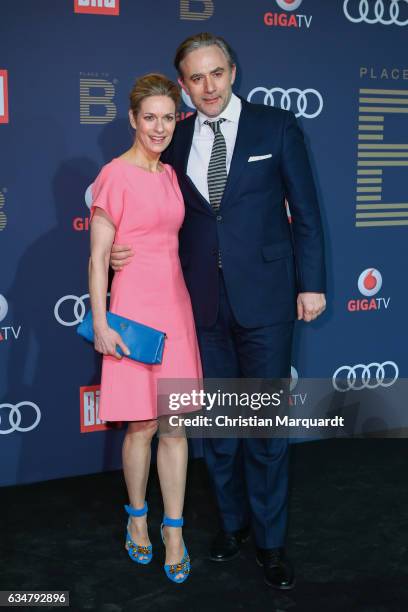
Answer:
[
  {"left": 74, "top": 0, "right": 120, "bottom": 15},
  {"left": 0, "top": 70, "right": 9, "bottom": 124},
  {"left": 347, "top": 268, "right": 391, "bottom": 312},
  {"left": 264, "top": 0, "right": 312, "bottom": 28},
  {"left": 80, "top": 385, "right": 123, "bottom": 432}
]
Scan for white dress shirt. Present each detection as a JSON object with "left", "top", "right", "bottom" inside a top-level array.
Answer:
[{"left": 187, "top": 93, "right": 242, "bottom": 203}]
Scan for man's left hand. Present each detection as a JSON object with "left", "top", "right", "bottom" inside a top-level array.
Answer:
[{"left": 297, "top": 293, "right": 326, "bottom": 322}]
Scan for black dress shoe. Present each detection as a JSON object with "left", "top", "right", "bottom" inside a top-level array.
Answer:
[
  {"left": 209, "top": 527, "right": 250, "bottom": 562},
  {"left": 256, "top": 547, "right": 295, "bottom": 590}
]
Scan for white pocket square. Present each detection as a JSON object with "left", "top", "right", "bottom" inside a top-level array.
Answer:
[{"left": 248, "top": 154, "right": 272, "bottom": 162}]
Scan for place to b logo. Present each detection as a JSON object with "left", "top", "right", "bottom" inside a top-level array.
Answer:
[
  {"left": 354, "top": 85, "right": 408, "bottom": 228},
  {"left": 0, "top": 70, "right": 9, "bottom": 124},
  {"left": 74, "top": 0, "right": 120, "bottom": 15},
  {"left": 0, "top": 190, "right": 7, "bottom": 231},
  {"left": 179, "top": 0, "right": 214, "bottom": 20},
  {"left": 80, "top": 77, "right": 117, "bottom": 125}
]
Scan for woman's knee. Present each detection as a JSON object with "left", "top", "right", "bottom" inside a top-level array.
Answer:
[
  {"left": 158, "top": 430, "right": 187, "bottom": 448},
  {"left": 126, "top": 419, "right": 158, "bottom": 440}
]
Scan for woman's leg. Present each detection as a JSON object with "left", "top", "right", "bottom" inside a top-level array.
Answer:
[
  {"left": 122, "top": 419, "right": 158, "bottom": 557},
  {"left": 157, "top": 420, "right": 188, "bottom": 570}
]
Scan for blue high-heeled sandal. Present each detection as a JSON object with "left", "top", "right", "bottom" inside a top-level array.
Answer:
[
  {"left": 160, "top": 515, "right": 190, "bottom": 583},
  {"left": 124, "top": 501, "right": 152, "bottom": 564}
]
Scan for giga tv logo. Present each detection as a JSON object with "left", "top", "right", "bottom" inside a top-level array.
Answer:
[
  {"left": 74, "top": 0, "right": 119, "bottom": 15},
  {"left": 73, "top": 183, "right": 93, "bottom": 231},
  {"left": 347, "top": 268, "right": 391, "bottom": 312},
  {"left": 0, "top": 294, "right": 22, "bottom": 342},
  {"left": 264, "top": 0, "right": 312, "bottom": 28}
]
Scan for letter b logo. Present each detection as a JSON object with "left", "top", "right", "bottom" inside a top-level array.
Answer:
[
  {"left": 180, "top": 0, "right": 214, "bottom": 20},
  {"left": 80, "top": 78, "right": 117, "bottom": 125},
  {"left": 0, "top": 192, "right": 7, "bottom": 231}
]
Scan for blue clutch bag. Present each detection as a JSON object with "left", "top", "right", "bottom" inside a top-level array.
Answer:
[{"left": 77, "top": 311, "right": 166, "bottom": 365}]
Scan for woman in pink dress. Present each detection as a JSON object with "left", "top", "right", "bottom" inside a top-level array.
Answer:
[{"left": 89, "top": 74, "right": 202, "bottom": 583}]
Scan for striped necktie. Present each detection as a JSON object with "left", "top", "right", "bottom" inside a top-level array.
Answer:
[
  {"left": 205, "top": 119, "right": 227, "bottom": 268},
  {"left": 205, "top": 119, "right": 227, "bottom": 211}
]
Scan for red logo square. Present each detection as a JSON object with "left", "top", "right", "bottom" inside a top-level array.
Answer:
[
  {"left": 0, "top": 70, "right": 9, "bottom": 124},
  {"left": 74, "top": 0, "right": 120, "bottom": 16}
]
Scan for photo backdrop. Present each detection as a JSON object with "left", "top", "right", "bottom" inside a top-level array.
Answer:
[{"left": 1, "top": 0, "right": 406, "bottom": 485}]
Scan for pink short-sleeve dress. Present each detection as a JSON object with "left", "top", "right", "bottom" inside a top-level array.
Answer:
[{"left": 90, "top": 158, "right": 202, "bottom": 422}]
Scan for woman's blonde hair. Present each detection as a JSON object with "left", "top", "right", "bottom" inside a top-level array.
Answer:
[{"left": 129, "top": 73, "right": 180, "bottom": 117}]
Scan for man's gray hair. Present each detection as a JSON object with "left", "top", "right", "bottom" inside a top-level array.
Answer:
[{"left": 174, "top": 32, "right": 235, "bottom": 76}]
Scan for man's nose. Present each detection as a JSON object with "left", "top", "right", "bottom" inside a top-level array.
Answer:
[{"left": 204, "top": 76, "right": 216, "bottom": 93}]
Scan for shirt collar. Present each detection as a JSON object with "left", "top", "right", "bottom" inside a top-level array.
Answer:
[{"left": 197, "top": 93, "right": 242, "bottom": 133}]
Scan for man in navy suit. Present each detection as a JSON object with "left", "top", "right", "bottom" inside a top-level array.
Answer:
[{"left": 111, "top": 33, "right": 326, "bottom": 589}]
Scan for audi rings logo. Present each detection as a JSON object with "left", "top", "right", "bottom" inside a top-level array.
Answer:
[
  {"left": 276, "top": 0, "right": 303, "bottom": 10},
  {"left": 0, "top": 402, "right": 41, "bottom": 434},
  {"left": 332, "top": 361, "right": 399, "bottom": 391},
  {"left": 54, "top": 294, "right": 90, "bottom": 327},
  {"left": 343, "top": 0, "right": 408, "bottom": 26},
  {"left": 247, "top": 87, "right": 323, "bottom": 118}
]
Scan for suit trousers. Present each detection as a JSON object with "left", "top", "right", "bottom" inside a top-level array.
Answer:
[{"left": 197, "top": 271, "right": 294, "bottom": 549}]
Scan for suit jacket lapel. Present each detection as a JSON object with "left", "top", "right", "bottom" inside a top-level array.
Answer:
[
  {"left": 221, "top": 100, "right": 258, "bottom": 209},
  {"left": 176, "top": 113, "right": 214, "bottom": 214},
  {"left": 179, "top": 113, "right": 195, "bottom": 176}
]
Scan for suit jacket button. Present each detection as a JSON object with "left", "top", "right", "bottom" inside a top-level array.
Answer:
[{"left": 216, "top": 215, "right": 222, "bottom": 221}]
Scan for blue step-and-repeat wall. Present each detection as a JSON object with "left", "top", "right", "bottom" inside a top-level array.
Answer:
[{"left": 1, "top": 0, "right": 407, "bottom": 485}]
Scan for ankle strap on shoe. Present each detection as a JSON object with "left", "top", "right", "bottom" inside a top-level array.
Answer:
[
  {"left": 162, "top": 515, "right": 183, "bottom": 527},
  {"left": 124, "top": 501, "right": 148, "bottom": 517}
]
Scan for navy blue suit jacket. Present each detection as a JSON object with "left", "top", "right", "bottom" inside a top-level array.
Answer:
[{"left": 163, "top": 98, "right": 326, "bottom": 329}]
